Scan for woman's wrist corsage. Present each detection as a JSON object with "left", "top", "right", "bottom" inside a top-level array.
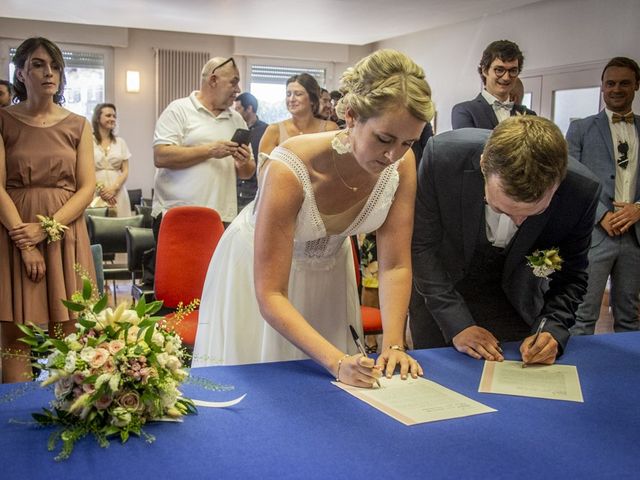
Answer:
[
  {"left": 526, "top": 247, "right": 563, "bottom": 279},
  {"left": 36, "top": 214, "right": 68, "bottom": 243},
  {"left": 95, "top": 182, "right": 105, "bottom": 192}
]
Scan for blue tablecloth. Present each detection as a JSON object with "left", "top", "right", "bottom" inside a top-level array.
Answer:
[{"left": 1, "top": 332, "right": 639, "bottom": 479}]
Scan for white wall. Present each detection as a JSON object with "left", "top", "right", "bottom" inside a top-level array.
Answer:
[
  {"left": 0, "top": 17, "right": 373, "bottom": 197},
  {"left": 376, "top": 0, "right": 640, "bottom": 133}
]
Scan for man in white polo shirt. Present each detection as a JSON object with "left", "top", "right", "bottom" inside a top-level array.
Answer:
[{"left": 152, "top": 57, "right": 255, "bottom": 226}]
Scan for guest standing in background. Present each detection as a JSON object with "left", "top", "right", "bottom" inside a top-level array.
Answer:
[
  {"left": 91, "top": 103, "right": 132, "bottom": 217},
  {"left": 318, "top": 88, "right": 333, "bottom": 120},
  {"left": 234, "top": 92, "right": 268, "bottom": 212},
  {"left": 567, "top": 57, "right": 640, "bottom": 335},
  {"left": 451, "top": 40, "right": 536, "bottom": 130},
  {"left": 152, "top": 56, "right": 254, "bottom": 227},
  {"left": 330, "top": 90, "right": 346, "bottom": 128},
  {"left": 0, "top": 37, "right": 95, "bottom": 383},
  {"left": 0, "top": 80, "right": 13, "bottom": 107},
  {"left": 259, "top": 73, "right": 338, "bottom": 154}
]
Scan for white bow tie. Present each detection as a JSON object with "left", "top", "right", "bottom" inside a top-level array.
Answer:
[{"left": 494, "top": 100, "right": 514, "bottom": 111}]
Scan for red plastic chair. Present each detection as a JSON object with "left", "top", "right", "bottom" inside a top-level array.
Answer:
[
  {"left": 155, "top": 206, "right": 225, "bottom": 345},
  {"left": 351, "top": 238, "right": 383, "bottom": 338}
]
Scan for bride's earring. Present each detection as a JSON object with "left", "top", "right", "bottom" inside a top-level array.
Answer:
[{"left": 331, "top": 129, "right": 352, "bottom": 155}]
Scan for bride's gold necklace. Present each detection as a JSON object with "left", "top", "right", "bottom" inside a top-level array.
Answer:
[{"left": 332, "top": 150, "right": 359, "bottom": 192}]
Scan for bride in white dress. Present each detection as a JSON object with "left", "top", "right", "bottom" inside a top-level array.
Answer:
[{"left": 193, "top": 49, "right": 435, "bottom": 388}]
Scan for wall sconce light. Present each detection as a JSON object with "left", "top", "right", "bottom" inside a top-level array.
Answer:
[{"left": 126, "top": 70, "right": 140, "bottom": 93}]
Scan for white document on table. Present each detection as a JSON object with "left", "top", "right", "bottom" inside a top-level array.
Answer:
[
  {"left": 333, "top": 375, "right": 496, "bottom": 426},
  {"left": 478, "top": 360, "right": 583, "bottom": 402}
]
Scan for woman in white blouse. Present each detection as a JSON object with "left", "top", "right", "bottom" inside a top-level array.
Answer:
[{"left": 91, "top": 103, "right": 132, "bottom": 216}]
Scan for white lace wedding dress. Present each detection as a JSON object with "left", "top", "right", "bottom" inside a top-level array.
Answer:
[{"left": 192, "top": 146, "right": 400, "bottom": 366}]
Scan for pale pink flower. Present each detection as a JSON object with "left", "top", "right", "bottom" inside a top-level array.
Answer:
[
  {"left": 102, "top": 357, "right": 116, "bottom": 373},
  {"left": 107, "top": 340, "right": 125, "bottom": 355},
  {"left": 117, "top": 390, "right": 141, "bottom": 412},
  {"left": 82, "top": 383, "right": 96, "bottom": 394},
  {"left": 90, "top": 348, "right": 110, "bottom": 369},
  {"left": 95, "top": 394, "right": 113, "bottom": 410}
]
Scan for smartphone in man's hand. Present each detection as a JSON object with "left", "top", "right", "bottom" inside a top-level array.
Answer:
[{"left": 230, "top": 128, "right": 251, "bottom": 146}]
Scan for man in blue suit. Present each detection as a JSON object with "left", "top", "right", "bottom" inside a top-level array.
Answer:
[
  {"left": 451, "top": 40, "right": 535, "bottom": 130},
  {"left": 411, "top": 117, "right": 600, "bottom": 365},
  {"left": 567, "top": 57, "right": 640, "bottom": 334}
]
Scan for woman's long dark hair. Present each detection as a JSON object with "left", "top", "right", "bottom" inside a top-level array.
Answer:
[{"left": 12, "top": 37, "right": 66, "bottom": 105}]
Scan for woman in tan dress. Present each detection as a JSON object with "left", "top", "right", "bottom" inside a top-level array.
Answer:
[
  {"left": 259, "top": 73, "right": 339, "bottom": 155},
  {"left": 0, "top": 37, "right": 95, "bottom": 383}
]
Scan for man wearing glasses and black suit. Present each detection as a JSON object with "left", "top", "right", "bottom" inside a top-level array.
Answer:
[
  {"left": 451, "top": 40, "right": 536, "bottom": 130},
  {"left": 566, "top": 57, "right": 640, "bottom": 335}
]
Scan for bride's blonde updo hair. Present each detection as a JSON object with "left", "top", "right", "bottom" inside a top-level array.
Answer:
[{"left": 335, "top": 49, "right": 434, "bottom": 123}]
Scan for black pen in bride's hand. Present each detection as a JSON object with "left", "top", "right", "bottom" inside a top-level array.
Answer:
[{"left": 349, "top": 325, "right": 381, "bottom": 388}]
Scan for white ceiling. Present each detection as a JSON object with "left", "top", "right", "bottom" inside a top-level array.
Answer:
[{"left": 2, "top": 0, "right": 546, "bottom": 46}]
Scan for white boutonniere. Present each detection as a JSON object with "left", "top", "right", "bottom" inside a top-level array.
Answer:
[{"left": 526, "top": 248, "right": 563, "bottom": 278}]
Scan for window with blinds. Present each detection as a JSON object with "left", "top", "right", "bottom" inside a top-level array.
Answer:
[
  {"left": 249, "top": 64, "right": 327, "bottom": 124},
  {"left": 250, "top": 65, "right": 325, "bottom": 86},
  {"left": 9, "top": 48, "right": 105, "bottom": 119}
]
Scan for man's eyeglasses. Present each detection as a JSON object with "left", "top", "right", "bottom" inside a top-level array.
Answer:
[
  {"left": 210, "top": 57, "right": 236, "bottom": 76},
  {"left": 617, "top": 141, "right": 629, "bottom": 169},
  {"left": 492, "top": 66, "right": 520, "bottom": 78}
]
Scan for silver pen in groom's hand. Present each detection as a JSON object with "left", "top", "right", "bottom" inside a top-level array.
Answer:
[
  {"left": 349, "top": 325, "right": 381, "bottom": 387},
  {"left": 522, "top": 317, "right": 547, "bottom": 368}
]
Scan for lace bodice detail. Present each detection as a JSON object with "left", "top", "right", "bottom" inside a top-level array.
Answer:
[{"left": 256, "top": 147, "right": 399, "bottom": 267}]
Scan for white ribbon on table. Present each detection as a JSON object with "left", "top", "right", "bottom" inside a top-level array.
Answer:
[{"left": 191, "top": 394, "right": 246, "bottom": 408}]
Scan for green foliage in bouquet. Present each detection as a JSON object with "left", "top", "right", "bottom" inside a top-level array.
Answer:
[{"left": 18, "top": 277, "right": 197, "bottom": 461}]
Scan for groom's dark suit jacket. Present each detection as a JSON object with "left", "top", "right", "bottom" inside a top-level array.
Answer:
[
  {"left": 451, "top": 93, "right": 536, "bottom": 130},
  {"left": 411, "top": 128, "right": 601, "bottom": 352}
]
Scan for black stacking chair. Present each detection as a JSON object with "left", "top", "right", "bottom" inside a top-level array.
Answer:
[
  {"left": 134, "top": 204, "right": 153, "bottom": 228},
  {"left": 85, "top": 206, "right": 112, "bottom": 260},
  {"left": 87, "top": 214, "right": 145, "bottom": 302},
  {"left": 125, "top": 226, "right": 155, "bottom": 301},
  {"left": 128, "top": 189, "right": 142, "bottom": 213}
]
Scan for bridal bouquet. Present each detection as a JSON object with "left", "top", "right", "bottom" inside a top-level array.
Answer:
[{"left": 18, "top": 276, "right": 196, "bottom": 460}]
